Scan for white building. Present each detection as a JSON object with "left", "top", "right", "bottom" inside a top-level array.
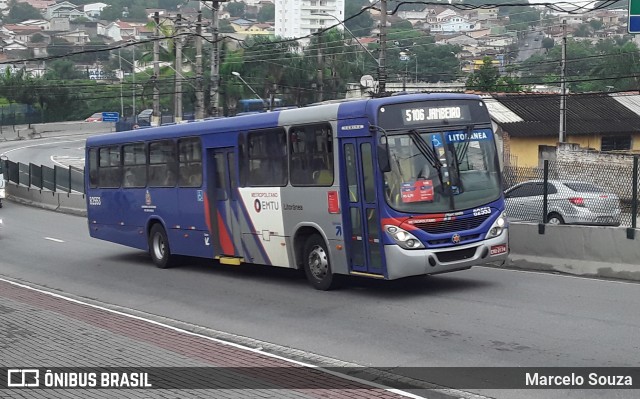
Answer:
[
  {"left": 275, "top": 0, "right": 344, "bottom": 46},
  {"left": 83, "top": 2, "right": 108, "bottom": 19},
  {"left": 429, "top": 16, "right": 477, "bottom": 33}
]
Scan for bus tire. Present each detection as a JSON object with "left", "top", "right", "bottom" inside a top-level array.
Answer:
[
  {"left": 303, "top": 234, "right": 339, "bottom": 291},
  {"left": 149, "top": 224, "right": 175, "bottom": 269}
]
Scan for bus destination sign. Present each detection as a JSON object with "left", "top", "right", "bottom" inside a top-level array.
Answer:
[{"left": 400, "top": 105, "right": 471, "bottom": 125}]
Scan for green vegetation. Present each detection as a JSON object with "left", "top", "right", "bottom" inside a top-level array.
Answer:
[{"left": 519, "top": 38, "right": 640, "bottom": 92}]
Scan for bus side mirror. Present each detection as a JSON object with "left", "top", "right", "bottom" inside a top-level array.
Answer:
[{"left": 377, "top": 138, "right": 391, "bottom": 173}]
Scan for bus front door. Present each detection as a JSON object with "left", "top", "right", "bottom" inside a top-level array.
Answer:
[
  {"left": 342, "top": 139, "right": 384, "bottom": 276},
  {"left": 207, "top": 148, "right": 240, "bottom": 258}
]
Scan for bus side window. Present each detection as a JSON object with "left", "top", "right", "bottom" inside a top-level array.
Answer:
[
  {"left": 148, "top": 140, "right": 177, "bottom": 187},
  {"left": 245, "top": 128, "right": 287, "bottom": 187},
  {"left": 88, "top": 148, "right": 98, "bottom": 188},
  {"left": 289, "top": 123, "right": 333, "bottom": 186},
  {"left": 98, "top": 146, "right": 121, "bottom": 188},
  {"left": 122, "top": 143, "right": 146, "bottom": 188},
  {"left": 178, "top": 138, "right": 202, "bottom": 187}
]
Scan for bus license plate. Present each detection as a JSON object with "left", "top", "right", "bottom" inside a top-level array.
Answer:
[{"left": 490, "top": 244, "right": 507, "bottom": 256}]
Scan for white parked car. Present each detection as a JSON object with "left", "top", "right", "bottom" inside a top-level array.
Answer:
[{"left": 504, "top": 180, "right": 621, "bottom": 226}]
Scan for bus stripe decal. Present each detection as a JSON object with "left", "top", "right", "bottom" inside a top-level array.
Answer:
[
  {"left": 203, "top": 193, "right": 212, "bottom": 232},
  {"left": 217, "top": 210, "right": 235, "bottom": 255},
  {"left": 235, "top": 193, "right": 271, "bottom": 265}
]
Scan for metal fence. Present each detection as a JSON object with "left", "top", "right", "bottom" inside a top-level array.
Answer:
[
  {"left": 503, "top": 158, "right": 639, "bottom": 228},
  {"left": 2, "top": 159, "right": 84, "bottom": 194}
]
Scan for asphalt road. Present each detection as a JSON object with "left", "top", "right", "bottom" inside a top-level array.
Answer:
[{"left": 1, "top": 201, "right": 639, "bottom": 399}]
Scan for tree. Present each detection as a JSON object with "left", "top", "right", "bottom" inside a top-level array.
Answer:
[
  {"left": 345, "top": 0, "right": 374, "bottom": 37},
  {"left": 574, "top": 24, "right": 592, "bottom": 37},
  {"left": 44, "top": 60, "right": 85, "bottom": 80},
  {"left": 466, "top": 57, "right": 500, "bottom": 91},
  {"left": 391, "top": 20, "right": 413, "bottom": 30},
  {"left": 100, "top": 5, "right": 125, "bottom": 21},
  {"left": 31, "top": 33, "right": 46, "bottom": 43},
  {"left": 542, "top": 37, "right": 555, "bottom": 50},
  {"left": 225, "top": 2, "right": 246, "bottom": 18},
  {"left": 506, "top": 6, "right": 540, "bottom": 32},
  {"left": 257, "top": 4, "right": 275, "bottom": 23},
  {"left": 127, "top": 5, "right": 149, "bottom": 21},
  {"left": 47, "top": 37, "right": 75, "bottom": 58},
  {"left": 589, "top": 20, "right": 604, "bottom": 32},
  {"left": 6, "top": 0, "right": 42, "bottom": 23},
  {"left": 220, "top": 19, "right": 235, "bottom": 33}
]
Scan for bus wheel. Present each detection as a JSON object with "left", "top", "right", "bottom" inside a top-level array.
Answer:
[
  {"left": 303, "top": 235, "right": 339, "bottom": 290},
  {"left": 149, "top": 224, "right": 175, "bottom": 269}
]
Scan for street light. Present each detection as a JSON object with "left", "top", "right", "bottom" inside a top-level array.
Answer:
[
  {"left": 313, "top": 12, "right": 382, "bottom": 95},
  {"left": 231, "top": 71, "right": 265, "bottom": 103},
  {"left": 312, "top": 11, "right": 380, "bottom": 67}
]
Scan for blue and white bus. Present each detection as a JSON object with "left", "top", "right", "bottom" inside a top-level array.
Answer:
[
  {"left": 236, "top": 98, "right": 284, "bottom": 114},
  {"left": 85, "top": 93, "right": 508, "bottom": 290}
]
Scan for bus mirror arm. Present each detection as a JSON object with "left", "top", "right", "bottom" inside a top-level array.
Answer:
[{"left": 372, "top": 125, "right": 391, "bottom": 173}]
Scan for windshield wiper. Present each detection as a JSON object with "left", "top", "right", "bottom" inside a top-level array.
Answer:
[
  {"left": 408, "top": 129, "right": 441, "bottom": 170},
  {"left": 408, "top": 129, "right": 445, "bottom": 191},
  {"left": 454, "top": 125, "right": 474, "bottom": 167}
]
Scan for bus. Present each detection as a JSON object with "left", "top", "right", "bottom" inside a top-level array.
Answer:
[
  {"left": 236, "top": 98, "right": 284, "bottom": 114},
  {"left": 85, "top": 93, "right": 508, "bottom": 290}
]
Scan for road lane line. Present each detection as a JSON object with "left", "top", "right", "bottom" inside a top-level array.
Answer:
[
  {"left": 1, "top": 139, "right": 86, "bottom": 157},
  {"left": 44, "top": 237, "right": 65, "bottom": 243}
]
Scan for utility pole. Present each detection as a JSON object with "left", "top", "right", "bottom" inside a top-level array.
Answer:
[
  {"left": 559, "top": 20, "right": 567, "bottom": 143},
  {"left": 153, "top": 12, "right": 160, "bottom": 126},
  {"left": 195, "top": 11, "right": 204, "bottom": 119},
  {"left": 317, "top": 34, "right": 323, "bottom": 102},
  {"left": 132, "top": 44, "right": 136, "bottom": 120},
  {"left": 378, "top": 0, "right": 387, "bottom": 96},
  {"left": 174, "top": 14, "right": 183, "bottom": 123},
  {"left": 210, "top": 1, "right": 221, "bottom": 116},
  {"left": 118, "top": 48, "right": 124, "bottom": 117}
]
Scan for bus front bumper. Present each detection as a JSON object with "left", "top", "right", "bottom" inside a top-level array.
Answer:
[{"left": 384, "top": 229, "right": 509, "bottom": 280}]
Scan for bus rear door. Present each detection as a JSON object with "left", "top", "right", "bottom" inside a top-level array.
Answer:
[
  {"left": 207, "top": 148, "right": 241, "bottom": 260},
  {"left": 341, "top": 139, "right": 385, "bottom": 277}
]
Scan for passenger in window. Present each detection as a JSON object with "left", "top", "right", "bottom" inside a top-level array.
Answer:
[
  {"left": 124, "top": 170, "right": 135, "bottom": 187},
  {"left": 164, "top": 169, "right": 176, "bottom": 186}
]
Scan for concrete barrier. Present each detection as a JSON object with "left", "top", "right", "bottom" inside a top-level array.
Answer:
[
  {"left": 508, "top": 222, "right": 640, "bottom": 281},
  {"left": 6, "top": 183, "right": 86, "bottom": 217}
]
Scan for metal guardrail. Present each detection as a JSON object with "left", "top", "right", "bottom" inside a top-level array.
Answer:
[{"left": 2, "top": 159, "right": 84, "bottom": 194}]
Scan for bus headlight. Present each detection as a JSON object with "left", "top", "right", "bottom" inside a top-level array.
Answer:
[
  {"left": 384, "top": 225, "right": 424, "bottom": 250},
  {"left": 486, "top": 212, "right": 507, "bottom": 239}
]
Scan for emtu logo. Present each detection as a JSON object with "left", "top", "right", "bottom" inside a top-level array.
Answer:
[
  {"left": 7, "top": 369, "right": 40, "bottom": 387},
  {"left": 254, "top": 199, "right": 262, "bottom": 213}
]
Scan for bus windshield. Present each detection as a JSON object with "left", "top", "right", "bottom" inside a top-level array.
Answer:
[{"left": 383, "top": 127, "right": 501, "bottom": 213}]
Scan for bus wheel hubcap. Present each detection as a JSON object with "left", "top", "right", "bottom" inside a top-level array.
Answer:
[
  {"left": 308, "top": 246, "right": 328, "bottom": 280},
  {"left": 154, "top": 234, "right": 165, "bottom": 259}
]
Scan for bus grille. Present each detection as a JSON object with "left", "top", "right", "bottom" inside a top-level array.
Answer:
[
  {"left": 436, "top": 247, "right": 478, "bottom": 263},
  {"left": 412, "top": 214, "right": 490, "bottom": 234}
]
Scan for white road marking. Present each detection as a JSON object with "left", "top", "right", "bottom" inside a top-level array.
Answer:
[
  {"left": 44, "top": 237, "right": 65, "bottom": 243},
  {"left": 0, "top": 139, "right": 86, "bottom": 157}
]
